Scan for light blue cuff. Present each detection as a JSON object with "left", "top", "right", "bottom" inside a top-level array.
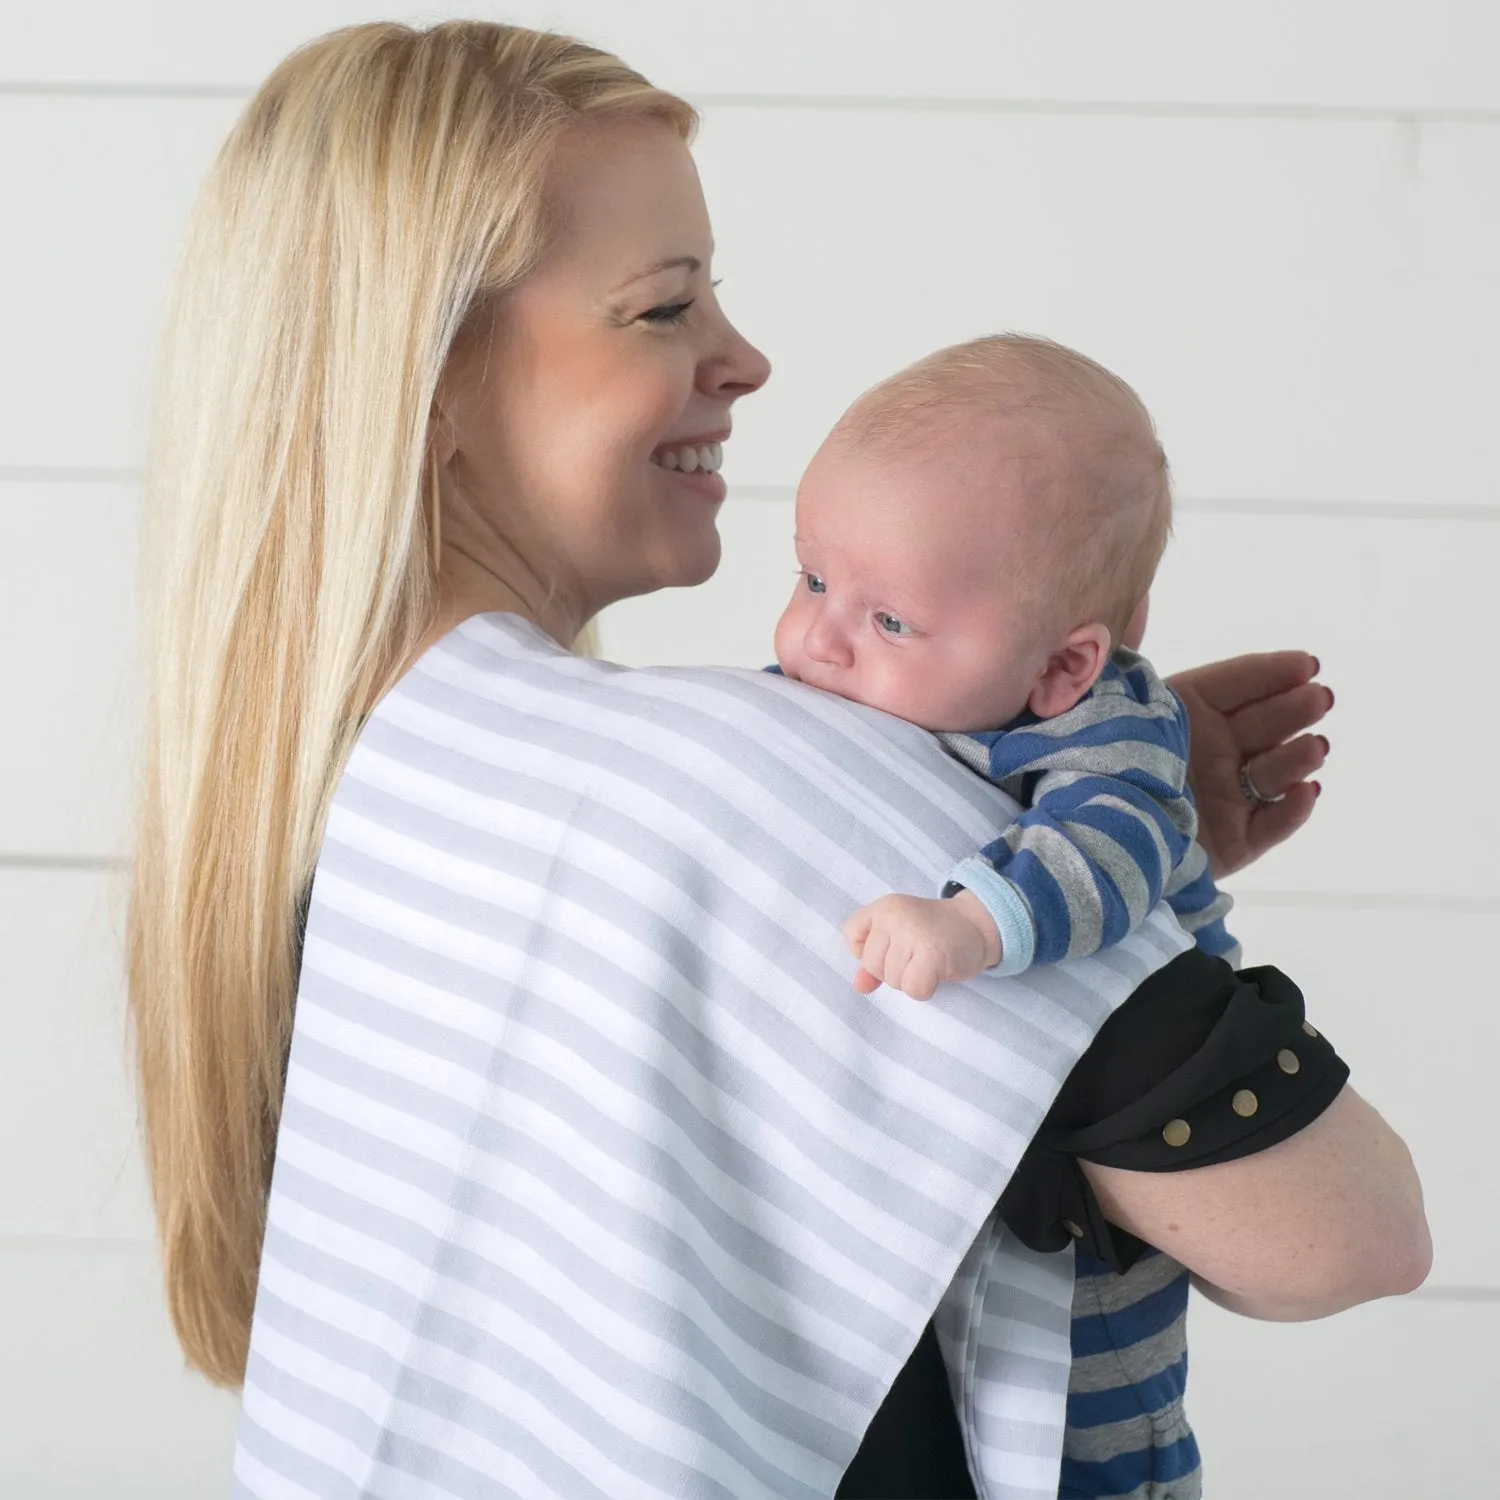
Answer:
[{"left": 945, "top": 856, "right": 1037, "bottom": 977}]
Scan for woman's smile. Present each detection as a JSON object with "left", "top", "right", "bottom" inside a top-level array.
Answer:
[{"left": 650, "top": 431, "right": 729, "bottom": 500}]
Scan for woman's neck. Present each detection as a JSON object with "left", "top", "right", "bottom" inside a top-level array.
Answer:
[{"left": 419, "top": 540, "right": 586, "bottom": 660}]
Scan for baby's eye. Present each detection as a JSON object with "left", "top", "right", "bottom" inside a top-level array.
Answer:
[
  {"left": 803, "top": 571, "right": 826, "bottom": 594},
  {"left": 875, "top": 611, "right": 912, "bottom": 637}
]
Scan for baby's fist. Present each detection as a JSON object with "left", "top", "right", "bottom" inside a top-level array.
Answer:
[{"left": 841, "top": 891, "right": 1000, "bottom": 1001}]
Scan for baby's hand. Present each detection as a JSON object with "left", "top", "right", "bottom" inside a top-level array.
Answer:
[{"left": 841, "top": 890, "right": 1002, "bottom": 1001}]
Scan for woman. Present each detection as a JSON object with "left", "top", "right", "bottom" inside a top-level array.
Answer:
[{"left": 127, "top": 21, "right": 1428, "bottom": 1500}]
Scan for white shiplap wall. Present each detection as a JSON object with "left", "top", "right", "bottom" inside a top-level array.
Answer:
[{"left": 1, "top": 4, "right": 1494, "bottom": 1495}]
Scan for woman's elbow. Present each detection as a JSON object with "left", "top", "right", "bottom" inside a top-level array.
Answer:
[
  {"left": 1268, "top": 1091, "right": 1434, "bottom": 1317},
  {"left": 1371, "top": 1203, "right": 1433, "bottom": 1299},
  {"left": 1253, "top": 1198, "right": 1433, "bottom": 1322}
]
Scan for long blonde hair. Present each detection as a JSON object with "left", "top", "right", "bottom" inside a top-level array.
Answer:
[{"left": 127, "top": 20, "right": 693, "bottom": 1387}]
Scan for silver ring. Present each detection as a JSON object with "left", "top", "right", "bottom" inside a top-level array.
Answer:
[{"left": 1238, "top": 761, "right": 1279, "bottom": 806}]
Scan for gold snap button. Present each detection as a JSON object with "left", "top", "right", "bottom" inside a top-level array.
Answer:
[
  {"left": 1303, "top": 1021, "right": 1319, "bottom": 1038},
  {"left": 1277, "top": 1049, "right": 1301, "bottom": 1075},
  {"left": 1162, "top": 1118, "right": 1191, "bottom": 1148},
  {"left": 1061, "top": 1219, "right": 1084, "bottom": 1239},
  {"left": 1232, "top": 1089, "right": 1259, "bottom": 1117}
]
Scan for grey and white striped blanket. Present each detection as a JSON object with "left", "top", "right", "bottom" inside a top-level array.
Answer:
[{"left": 231, "top": 612, "right": 1192, "bottom": 1500}]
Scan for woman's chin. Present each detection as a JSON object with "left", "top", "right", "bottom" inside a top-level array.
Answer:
[
  {"left": 627, "top": 525, "right": 721, "bottom": 596},
  {"left": 671, "top": 532, "right": 722, "bottom": 589}
]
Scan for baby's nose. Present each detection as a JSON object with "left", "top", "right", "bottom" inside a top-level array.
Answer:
[{"left": 805, "top": 616, "right": 854, "bottom": 669}]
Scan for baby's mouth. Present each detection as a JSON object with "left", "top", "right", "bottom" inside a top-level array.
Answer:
[{"left": 650, "top": 441, "right": 723, "bottom": 474}]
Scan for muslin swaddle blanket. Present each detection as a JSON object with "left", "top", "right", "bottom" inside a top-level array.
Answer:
[{"left": 232, "top": 612, "right": 1192, "bottom": 1500}]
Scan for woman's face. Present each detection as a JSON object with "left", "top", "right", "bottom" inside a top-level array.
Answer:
[{"left": 442, "top": 118, "right": 770, "bottom": 628}]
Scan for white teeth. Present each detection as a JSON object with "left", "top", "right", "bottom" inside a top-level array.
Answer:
[{"left": 653, "top": 441, "right": 724, "bottom": 474}]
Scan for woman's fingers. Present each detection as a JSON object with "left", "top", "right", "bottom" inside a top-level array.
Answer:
[
  {"left": 1243, "top": 732, "right": 1329, "bottom": 798},
  {"left": 1244, "top": 781, "right": 1320, "bottom": 864},
  {"left": 1231, "top": 682, "right": 1335, "bottom": 758},
  {"left": 1171, "top": 650, "right": 1319, "bottom": 714}
]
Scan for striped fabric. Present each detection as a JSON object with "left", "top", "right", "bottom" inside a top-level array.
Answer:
[
  {"left": 1061, "top": 1251, "right": 1198, "bottom": 1500},
  {"left": 939, "top": 651, "right": 1239, "bottom": 974},
  {"left": 231, "top": 612, "right": 1192, "bottom": 1500}
]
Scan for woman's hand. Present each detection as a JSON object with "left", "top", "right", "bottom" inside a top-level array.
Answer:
[{"left": 1168, "top": 651, "right": 1333, "bottom": 878}]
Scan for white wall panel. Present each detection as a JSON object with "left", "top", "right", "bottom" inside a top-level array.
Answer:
[
  {"left": 0, "top": 97, "right": 237, "bottom": 471},
  {"left": 694, "top": 107, "right": 1497, "bottom": 510},
  {"left": 0, "top": 483, "right": 137, "bottom": 859},
  {"left": 9, "top": 93, "right": 1497, "bottom": 518},
  {"left": 3, "top": 2, "right": 1499, "bottom": 112},
  {"left": 1188, "top": 1293, "right": 1499, "bottom": 1498},
  {"left": 1148, "top": 510, "right": 1500, "bottom": 898},
  {"left": 0, "top": 1243, "right": 239, "bottom": 1498},
  {"left": 0, "top": 870, "right": 153, "bottom": 1241}
]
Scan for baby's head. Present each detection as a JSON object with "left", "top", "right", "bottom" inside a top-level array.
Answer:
[{"left": 774, "top": 334, "right": 1171, "bottom": 732}]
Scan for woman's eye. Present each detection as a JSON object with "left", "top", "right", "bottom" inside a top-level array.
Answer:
[
  {"left": 803, "top": 571, "right": 826, "bottom": 594},
  {"left": 639, "top": 300, "right": 695, "bottom": 325},
  {"left": 875, "top": 611, "right": 912, "bottom": 636}
]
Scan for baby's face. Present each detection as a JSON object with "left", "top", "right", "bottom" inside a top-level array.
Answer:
[{"left": 773, "top": 440, "right": 1054, "bottom": 732}]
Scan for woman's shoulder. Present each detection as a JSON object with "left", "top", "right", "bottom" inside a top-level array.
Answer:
[{"left": 378, "top": 611, "right": 997, "bottom": 819}]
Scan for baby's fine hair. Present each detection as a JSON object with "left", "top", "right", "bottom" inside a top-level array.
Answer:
[{"left": 837, "top": 334, "right": 1173, "bottom": 644}]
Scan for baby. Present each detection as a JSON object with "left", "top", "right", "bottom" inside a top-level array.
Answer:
[
  {"left": 773, "top": 334, "right": 1238, "bottom": 1001},
  {"left": 772, "top": 333, "right": 1233, "bottom": 1497}
]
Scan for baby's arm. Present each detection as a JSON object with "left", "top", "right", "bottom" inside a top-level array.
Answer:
[
  {"left": 1163, "top": 839, "right": 1243, "bottom": 968},
  {"left": 950, "top": 681, "right": 1201, "bottom": 974},
  {"left": 849, "top": 661, "right": 1227, "bottom": 996}
]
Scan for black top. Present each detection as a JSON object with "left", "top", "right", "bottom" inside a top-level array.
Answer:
[{"left": 836, "top": 949, "right": 1348, "bottom": 1500}]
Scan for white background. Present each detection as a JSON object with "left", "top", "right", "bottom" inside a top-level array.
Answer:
[{"left": 1, "top": 3, "right": 1496, "bottom": 1495}]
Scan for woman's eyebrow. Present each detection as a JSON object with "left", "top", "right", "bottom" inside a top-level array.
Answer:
[{"left": 611, "top": 255, "right": 701, "bottom": 292}]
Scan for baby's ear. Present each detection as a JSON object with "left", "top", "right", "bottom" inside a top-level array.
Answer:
[{"left": 1028, "top": 623, "right": 1112, "bottom": 719}]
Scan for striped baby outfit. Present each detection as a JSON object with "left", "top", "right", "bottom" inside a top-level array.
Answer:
[
  {"left": 231, "top": 613, "right": 1194, "bottom": 1500},
  {"left": 1060, "top": 1250, "right": 1198, "bottom": 1500},
  {"left": 938, "top": 649, "right": 1236, "bottom": 1500},
  {"left": 939, "top": 649, "right": 1239, "bottom": 974}
]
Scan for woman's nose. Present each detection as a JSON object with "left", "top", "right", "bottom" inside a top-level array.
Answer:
[{"left": 701, "top": 319, "right": 771, "bottom": 401}]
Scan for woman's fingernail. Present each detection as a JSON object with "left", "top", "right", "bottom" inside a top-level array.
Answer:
[
  {"left": 1324, "top": 687, "right": 1335, "bottom": 710},
  {"left": 1318, "top": 735, "right": 1331, "bottom": 755},
  {"left": 1311, "top": 655, "right": 1321, "bottom": 675},
  {"left": 1312, "top": 781, "right": 1323, "bottom": 798}
]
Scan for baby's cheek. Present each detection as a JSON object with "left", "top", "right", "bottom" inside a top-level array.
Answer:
[{"left": 771, "top": 599, "right": 801, "bottom": 676}]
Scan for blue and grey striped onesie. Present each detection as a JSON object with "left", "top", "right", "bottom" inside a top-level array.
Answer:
[
  {"left": 940, "top": 647, "right": 1237, "bottom": 1500},
  {"left": 938, "top": 647, "right": 1239, "bottom": 976}
]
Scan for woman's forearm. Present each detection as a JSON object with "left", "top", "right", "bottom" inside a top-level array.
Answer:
[{"left": 1082, "top": 1085, "right": 1432, "bottom": 1321}]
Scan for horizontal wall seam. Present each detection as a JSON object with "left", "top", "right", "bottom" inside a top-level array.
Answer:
[
  {"left": 3, "top": 470, "right": 1499, "bottom": 522},
  {"left": 2, "top": 80, "right": 1500, "bottom": 124}
]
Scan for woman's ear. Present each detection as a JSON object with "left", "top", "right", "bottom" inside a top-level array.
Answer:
[{"left": 1027, "top": 622, "right": 1112, "bottom": 719}]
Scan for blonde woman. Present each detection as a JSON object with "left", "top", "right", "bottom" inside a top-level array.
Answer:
[{"left": 129, "top": 21, "right": 1428, "bottom": 1500}]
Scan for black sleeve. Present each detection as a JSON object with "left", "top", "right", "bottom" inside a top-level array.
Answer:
[{"left": 998, "top": 947, "right": 1349, "bottom": 1272}]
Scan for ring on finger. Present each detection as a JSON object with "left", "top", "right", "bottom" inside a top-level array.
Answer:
[{"left": 1238, "top": 761, "right": 1281, "bottom": 806}]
